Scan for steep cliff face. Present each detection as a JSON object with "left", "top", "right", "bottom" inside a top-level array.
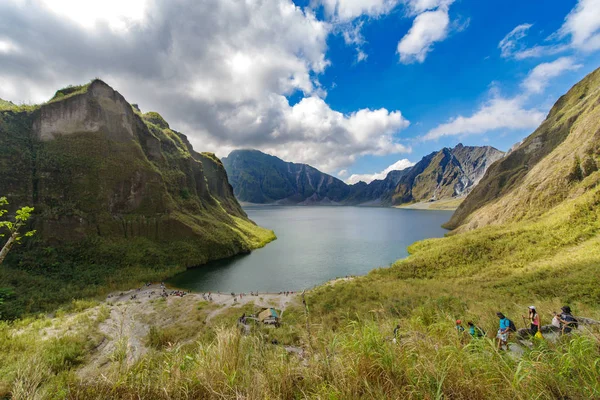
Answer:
[
  {"left": 0, "top": 79, "right": 272, "bottom": 263},
  {"left": 447, "top": 67, "right": 600, "bottom": 231},
  {"left": 222, "top": 146, "right": 503, "bottom": 206},
  {"left": 346, "top": 169, "right": 410, "bottom": 206},
  {"left": 391, "top": 145, "right": 504, "bottom": 206},
  {"left": 222, "top": 150, "right": 352, "bottom": 204}
]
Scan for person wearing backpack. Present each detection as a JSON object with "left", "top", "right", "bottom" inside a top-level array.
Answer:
[
  {"left": 467, "top": 321, "right": 485, "bottom": 338},
  {"left": 496, "top": 312, "right": 514, "bottom": 350},
  {"left": 558, "top": 306, "right": 578, "bottom": 334}
]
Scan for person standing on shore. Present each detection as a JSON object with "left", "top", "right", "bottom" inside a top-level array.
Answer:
[{"left": 557, "top": 306, "right": 578, "bottom": 334}]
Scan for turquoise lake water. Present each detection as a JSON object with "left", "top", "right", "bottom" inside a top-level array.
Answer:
[{"left": 168, "top": 206, "right": 452, "bottom": 293}]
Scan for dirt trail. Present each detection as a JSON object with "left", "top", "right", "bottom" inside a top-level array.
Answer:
[
  {"left": 205, "top": 291, "right": 296, "bottom": 322},
  {"left": 77, "top": 285, "right": 299, "bottom": 378}
]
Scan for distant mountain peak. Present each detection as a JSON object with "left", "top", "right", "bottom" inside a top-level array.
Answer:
[{"left": 223, "top": 146, "right": 504, "bottom": 206}]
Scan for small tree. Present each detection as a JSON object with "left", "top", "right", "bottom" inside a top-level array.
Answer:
[{"left": 0, "top": 196, "right": 36, "bottom": 265}]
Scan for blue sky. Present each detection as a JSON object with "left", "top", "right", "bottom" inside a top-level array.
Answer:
[
  {"left": 1, "top": 0, "right": 600, "bottom": 183},
  {"left": 299, "top": 0, "right": 600, "bottom": 182}
]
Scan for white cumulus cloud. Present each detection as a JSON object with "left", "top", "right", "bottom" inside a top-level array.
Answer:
[
  {"left": 403, "top": 0, "right": 452, "bottom": 15},
  {"left": 347, "top": 158, "right": 415, "bottom": 184},
  {"left": 0, "top": 0, "right": 413, "bottom": 173},
  {"left": 423, "top": 96, "right": 545, "bottom": 140},
  {"left": 320, "top": 0, "right": 399, "bottom": 21},
  {"left": 39, "top": 0, "right": 149, "bottom": 32},
  {"left": 559, "top": 0, "right": 600, "bottom": 52},
  {"left": 521, "top": 57, "right": 582, "bottom": 94},
  {"left": 397, "top": 0, "right": 455, "bottom": 64}
]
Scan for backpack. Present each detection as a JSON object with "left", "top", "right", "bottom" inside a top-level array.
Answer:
[
  {"left": 508, "top": 319, "right": 517, "bottom": 332},
  {"left": 562, "top": 314, "right": 579, "bottom": 329},
  {"left": 474, "top": 326, "right": 486, "bottom": 337}
]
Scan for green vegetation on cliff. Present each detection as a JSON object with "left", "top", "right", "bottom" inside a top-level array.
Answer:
[
  {"left": 1, "top": 167, "right": 599, "bottom": 398},
  {"left": 2, "top": 69, "right": 600, "bottom": 399},
  {"left": 0, "top": 80, "right": 274, "bottom": 318}
]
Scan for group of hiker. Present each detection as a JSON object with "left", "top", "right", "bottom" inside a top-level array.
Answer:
[
  {"left": 455, "top": 320, "right": 486, "bottom": 338},
  {"left": 451, "top": 305, "right": 579, "bottom": 350}
]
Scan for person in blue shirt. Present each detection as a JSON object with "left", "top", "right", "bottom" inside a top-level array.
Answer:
[
  {"left": 468, "top": 321, "right": 484, "bottom": 338},
  {"left": 496, "top": 312, "right": 510, "bottom": 350}
]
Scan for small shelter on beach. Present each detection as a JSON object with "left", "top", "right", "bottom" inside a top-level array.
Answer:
[{"left": 258, "top": 308, "right": 280, "bottom": 325}]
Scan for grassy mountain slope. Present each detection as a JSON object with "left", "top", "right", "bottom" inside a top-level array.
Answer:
[
  {"left": 0, "top": 80, "right": 274, "bottom": 318},
  {"left": 447, "top": 67, "right": 600, "bottom": 231},
  {"left": 2, "top": 74, "right": 600, "bottom": 398},
  {"left": 2, "top": 154, "right": 600, "bottom": 399}
]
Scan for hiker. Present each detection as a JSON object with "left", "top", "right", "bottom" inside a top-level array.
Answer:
[
  {"left": 496, "top": 312, "right": 514, "bottom": 350},
  {"left": 551, "top": 313, "right": 561, "bottom": 329},
  {"left": 524, "top": 306, "right": 540, "bottom": 335},
  {"left": 557, "top": 306, "right": 578, "bottom": 334},
  {"left": 455, "top": 320, "right": 465, "bottom": 334},
  {"left": 467, "top": 321, "right": 485, "bottom": 338},
  {"left": 393, "top": 324, "right": 400, "bottom": 344}
]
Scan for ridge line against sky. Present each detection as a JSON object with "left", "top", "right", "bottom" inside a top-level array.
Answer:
[{"left": 1, "top": 0, "right": 600, "bottom": 184}]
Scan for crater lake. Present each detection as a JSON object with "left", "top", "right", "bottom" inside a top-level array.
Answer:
[{"left": 168, "top": 206, "right": 452, "bottom": 293}]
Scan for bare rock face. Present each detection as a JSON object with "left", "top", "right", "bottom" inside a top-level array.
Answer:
[{"left": 34, "top": 81, "right": 135, "bottom": 142}]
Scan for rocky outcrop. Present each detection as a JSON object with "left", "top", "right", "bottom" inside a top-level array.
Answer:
[{"left": 389, "top": 145, "right": 504, "bottom": 206}]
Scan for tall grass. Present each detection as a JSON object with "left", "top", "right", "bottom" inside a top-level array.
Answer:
[
  {"left": 2, "top": 149, "right": 600, "bottom": 398},
  {"left": 30, "top": 320, "right": 597, "bottom": 399}
]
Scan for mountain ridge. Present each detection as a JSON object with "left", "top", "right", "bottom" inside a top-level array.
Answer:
[{"left": 223, "top": 145, "right": 504, "bottom": 207}]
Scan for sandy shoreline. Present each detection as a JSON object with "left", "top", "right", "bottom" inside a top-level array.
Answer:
[{"left": 395, "top": 197, "right": 464, "bottom": 211}]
